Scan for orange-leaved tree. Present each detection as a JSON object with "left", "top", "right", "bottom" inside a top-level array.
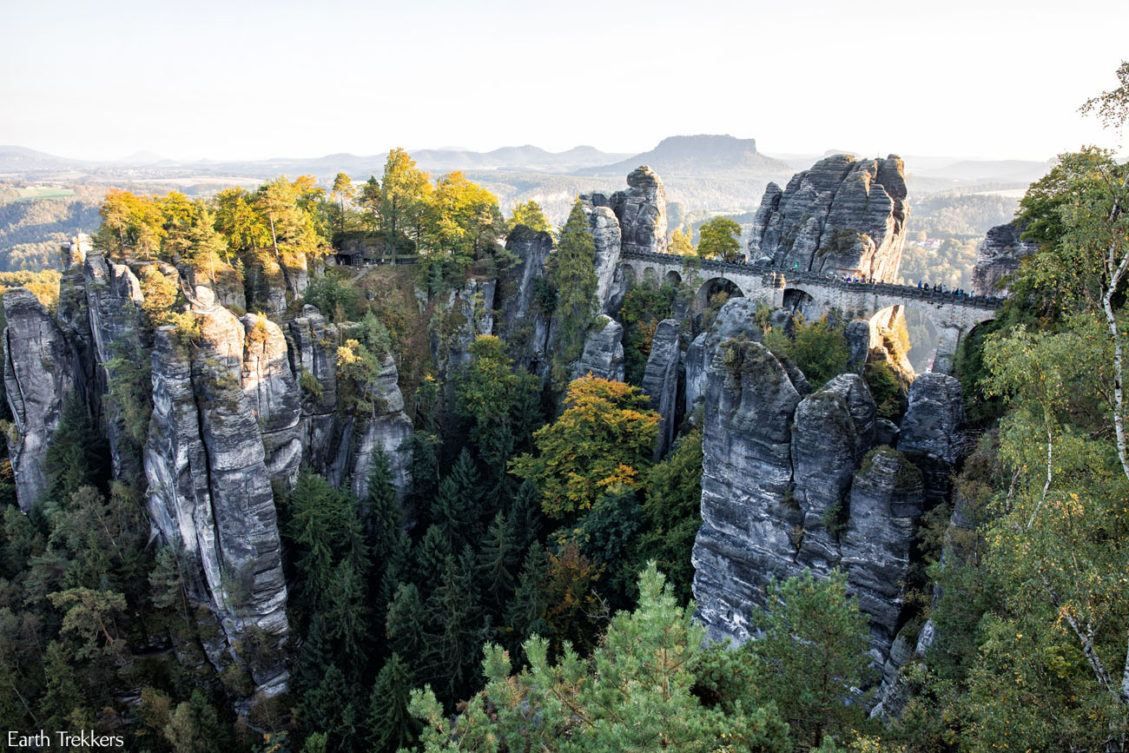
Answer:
[{"left": 510, "top": 375, "right": 659, "bottom": 519}]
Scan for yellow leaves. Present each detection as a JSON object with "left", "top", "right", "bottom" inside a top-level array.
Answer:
[{"left": 336, "top": 339, "right": 364, "bottom": 367}]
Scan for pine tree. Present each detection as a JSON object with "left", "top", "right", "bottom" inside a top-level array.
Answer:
[
  {"left": 431, "top": 449, "right": 482, "bottom": 548},
  {"left": 424, "top": 547, "right": 484, "bottom": 702},
  {"left": 385, "top": 583, "right": 426, "bottom": 666},
  {"left": 504, "top": 541, "right": 550, "bottom": 657},
  {"left": 549, "top": 200, "right": 598, "bottom": 385},
  {"left": 362, "top": 450, "right": 402, "bottom": 569},
  {"left": 508, "top": 480, "right": 543, "bottom": 554},
  {"left": 294, "top": 615, "right": 333, "bottom": 696},
  {"left": 413, "top": 525, "right": 452, "bottom": 594},
  {"left": 323, "top": 559, "right": 369, "bottom": 677},
  {"left": 477, "top": 512, "right": 518, "bottom": 614},
  {"left": 298, "top": 664, "right": 358, "bottom": 753},
  {"left": 365, "top": 654, "right": 419, "bottom": 753}
]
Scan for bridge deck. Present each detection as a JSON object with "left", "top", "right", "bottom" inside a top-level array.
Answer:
[{"left": 621, "top": 250, "right": 1004, "bottom": 311}]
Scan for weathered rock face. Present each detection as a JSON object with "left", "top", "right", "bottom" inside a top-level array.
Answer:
[
  {"left": 82, "top": 254, "right": 146, "bottom": 481},
  {"left": 641, "top": 319, "right": 683, "bottom": 459},
  {"left": 690, "top": 306, "right": 964, "bottom": 677},
  {"left": 285, "top": 305, "right": 414, "bottom": 500},
  {"left": 327, "top": 351, "right": 413, "bottom": 502},
  {"left": 572, "top": 315, "right": 625, "bottom": 382},
  {"left": 584, "top": 205, "right": 626, "bottom": 314},
  {"left": 692, "top": 337, "right": 803, "bottom": 642},
  {"left": 498, "top": 226, "right": 554, "bottom": 373},
  {"left": 287, "top": 305, "right": 340, "bottom": 473},
  {"left": 972, "top": 221, "right": 1036, "bottom": 297},
  {"left": 749, "top": 154, "right": 909, "bottom": 282},
  {"left": 2, "top": 290, "right": 80, "bottom": 510},
  {"left": 611, "top": 166, "right": 669, "bottom": 255},
  {"left": 684, "top": 298, "right": 763, "bottom": 413},
  {"left": 841, "top": 446, "right": 925, "bottom": 657},
  {"left": 144, "top": 292, "right": 289, "bottom": 696},
  {"left": 430, "top": 278, "right": 496, "bottom": 379},
  {"left": 791, "top": 375, "right": 877, "bottom": 571},
  {"left": 898, "top": 373, "right": 965, "bottom": 505},
  {"left": 241, "top": 314, "right": 303, "bottom": 488}
]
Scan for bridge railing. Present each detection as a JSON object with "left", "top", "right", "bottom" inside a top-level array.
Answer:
[{"left": 619, "top": 250, "right": 1004, "bottom": 311}]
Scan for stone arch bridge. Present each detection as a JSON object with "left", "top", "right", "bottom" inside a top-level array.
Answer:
[{"left": 619, "top": 250, "right": 1003, "bottom": 373}]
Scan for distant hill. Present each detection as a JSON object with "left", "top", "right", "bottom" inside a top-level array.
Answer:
[
  {"left": 581, "top": 135, "right": 792, "bottom": 177},
  {"left": 409, "top": 144, "right": 631, "bottom": 173},
  {"left": 915, "top": 159, "right": 1052, "bottom": 184},
  {"left": 0, "top": 146, "right": 86, "bottom": 173}
]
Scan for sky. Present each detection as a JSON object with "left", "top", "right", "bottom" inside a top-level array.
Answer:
[{"left": 2, "top": 0, "right": 1127, "bottom": 162}]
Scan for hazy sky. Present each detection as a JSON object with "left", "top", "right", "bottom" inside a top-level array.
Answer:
[{"left": 2, "top": 0, "right": 1126, "bottom": 162}]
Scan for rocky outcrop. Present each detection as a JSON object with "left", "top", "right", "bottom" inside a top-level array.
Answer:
[
  {"left": 241, "top": 314, "right": 303, "bottom": 488},
  {"left": 144, "top": 290, "right": 289, "bottom": 697},
  {"left": 582, "top": 166, "right": 669, "bottom": 258},
  {"left": 584, "top": 205, "right": 626, "bottom": 314},
  {"left": 2, "top": 289, "right": 80, "bottom": 510},
  {"left": 498, "top": 226, "right": 553, "bottom": 373},
  {"left": 791, "top": 375, "right": 877, "bottom": 570},
  {"left": 972, "top": 221, "right": 1036, "bottom": 297},
  {"left": 898, "top": 373, "right": 964, "bottom": 505},
  {"left": 572, "top": 315, "right": 625, "bottom": 382},
  {"left": 327, "top": 351, "right": 413, "bottom": 501},
  {"left": 641, "top": 319, "right": 683, "bottom": 459},
  {"left": 285, "top": 304, "right": 413, "bottom": 500},
  {"left": 684, "top": 298, "right": 763, "bottom": 413},
  {"left": 690, "top": 306, "right": 960, "bottom": 678},
  {"left": 431, "top": 278, "right": 496, "bottom": 379},
  {"left": 611, "top": 166, "right": 669, "bottom": 255},
  {"left": 82, "top": 254, "right": 146, "bottom": 481},
  {"left": 841, "top": 446, "right": 925, "bottom": 657},
  {"left": 748, "top": 154, "right": 909, "bottom": 282},
  {"left": 692, "top": 337, "right": 803, "bottom": 642},
  {"left": 287, "top": 305, "right": 340, "bottom": 473}
]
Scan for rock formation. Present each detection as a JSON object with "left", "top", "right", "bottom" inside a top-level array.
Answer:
[
  {"left": 242, "top": 314, "right": 303, "bottom": 488},
  {"left": 690, "top": 300, "right": 966, "bottom": 674},
  {"left": 610, "top": 166, "right": 668, "bottom": 256},
  {"left": 2, "top": 289, "right": 80, "bottom": 510},
  {"left": 497, "top": 225, "right": 554, "bottom": 374},
  {"left": 144, "top": 289, "right": 289, "bottom": 697},
  {"left": 584, "top": 205, "right": 626, "bottom": 314},
  {"left": 749, "top": 154, "right": 909, "bottom": 282},
  {"left": 572, "top": 315, "right": 625, "bottom": 382},
  {"left": 972, "top": 221, "right": 1037, "bottom": 297},
  {"left": 641, "top": 319, "right": 683, "bottom": 459}
]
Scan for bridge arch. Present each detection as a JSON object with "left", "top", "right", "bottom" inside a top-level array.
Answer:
[
  {"left": 643, "top": 266, "right": 658, "bottom": 283},
  {"left": 665, "top": 269, "right": 682, "bottom": 286},
  {"left": 695, "top": 277, "right": 745, "bottom": 314},
  {"left": 782, "top": 288, "right": 817, "bottom": 319}
]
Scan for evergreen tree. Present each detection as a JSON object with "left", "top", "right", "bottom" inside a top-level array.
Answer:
[
  {"left": 504, "top": 541, "right": 550, "bottom": 656},
  {"left": 299, "top": 664, "right": 358, "bottom": 753},
  {"left": 385, "top": 583, "right": 426, "bottom": 667},
  {"left": 431, "top": 450, "right": 482, "bottom": 548},
  {"left": 507, "top": 479, "right": 543, "bottom": 554},
  {"left": 362, "top": 450, "right": 402, "bottom": 567},
  {"left": 424, "top": 547, "right": 484, "bottom": 703},
  {"left": 322, "top": 559, "right": 369, "bottom": 678},
  {"left": 366, "top": 654, "right": 419, "bottom": 753},
  {"left": 413, "top": 524, "right": 452, "bottom": 593},
  {"left": 476, "top": 512, "right": 518, "bottom": 614},
  {"left": 548, "top": 200, "right": 598, "bottom": 385}
]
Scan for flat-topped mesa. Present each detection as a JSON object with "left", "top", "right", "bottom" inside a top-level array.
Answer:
[
  {"left": 749, "top": 154, "right": 909, "bottom": 282},
  {"left": 972, "top": 221, "right": 1037, "bottom": 297}
]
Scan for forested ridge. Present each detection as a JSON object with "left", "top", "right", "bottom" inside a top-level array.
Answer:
[{"left": 0, "top": 67, "right": 1127, "bottom": 753}]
